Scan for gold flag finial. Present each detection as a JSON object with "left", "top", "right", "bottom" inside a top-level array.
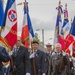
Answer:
[
  {"left": 59, "top": 0, "right": 61, "bottom": 6},
  {"left": 65, "top": 3, "right": 67, "bottom": 9}
]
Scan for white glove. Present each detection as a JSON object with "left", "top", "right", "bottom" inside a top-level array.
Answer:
[
  {"left": 63, "top": 52, "right": 66, "bottom": 56},
  {"left": 5, "top": 64, "right": 10, "bottom": 68},
  {"left": 29, "top": 53, "right": 35, "bottom": 59},
  {"left": 26, "top": 73, "right": 31, "bottom": 75},
  {"left": 9, "top": 51, "right": 13, "bottom": 56},
  {"left": 42, "top": 73, "right": 46, "bottom": 75},
  {"left": 69, "top": 58, "right": 72, "bottom": 61}
]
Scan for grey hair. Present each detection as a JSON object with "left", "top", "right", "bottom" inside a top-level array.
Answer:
[{"left": 55, "top": 43, "right": 62, "bottom": 48}]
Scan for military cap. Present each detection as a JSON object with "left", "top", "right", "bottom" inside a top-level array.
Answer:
[
  {"left": 46, "top": 43, "right": 52, "bottom": 47},
  {"left": 31, "top": 40, "right": 39, "bottom": 44}
]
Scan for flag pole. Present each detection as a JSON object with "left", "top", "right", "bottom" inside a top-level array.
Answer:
[{"left": 24, "top": 1, "right": 36, "bottom": 75}]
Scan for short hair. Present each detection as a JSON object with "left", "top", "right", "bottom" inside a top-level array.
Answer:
[{"left": 55, "top": 43, "right": 62, "bottom": 48}]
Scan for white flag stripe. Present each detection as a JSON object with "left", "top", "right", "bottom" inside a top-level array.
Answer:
[
  {"left": 68, "top": 43, "right": 73, "bottom": 56},
  {"left": 63, "top": 22, "right": 71, "bottom": 38},
  {"left": 1, "top": 2, "right": 17, "bottom": 37},
  {"left": 23, "top": 14, "right": 27, "bottom": 27}
]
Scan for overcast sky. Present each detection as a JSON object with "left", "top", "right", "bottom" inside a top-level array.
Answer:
[
  {"left": 16, "top": 0, "right": 75, "bottom": 29},
  {"left": 4, "top": 0, "right": 75, "bottom": 44}
]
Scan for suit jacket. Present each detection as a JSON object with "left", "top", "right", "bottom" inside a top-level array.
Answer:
[
  {"left": 30, "top": 50, "right": 46, "bottom": 75},
  {"left": 11, "top": 46, "right": 31, "bottom": 75},
  {"left": 0, "top": 46, "right": 10, "bottom": 75},
  {"left": 45, "top": 51, "right": 55, "bottom": 75}
]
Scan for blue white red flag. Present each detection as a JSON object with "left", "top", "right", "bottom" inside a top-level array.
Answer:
[
  {"left": 70, "top": 16, "right": 75, "bottom": 58},
  {"left": 65, "top": 17, "right": 75, "bottom": 56},
  {"left": 21, "top": 2, "right": 34, "bottom": 48},
  {"left": 54, "top": 1, "right": 64, "bottom": 49},
  {"left": 1, "top": 0, "right": 17, "bottom": 49},
  {"left": 56, "top": 1, "right": 63, "bottom": 15}
]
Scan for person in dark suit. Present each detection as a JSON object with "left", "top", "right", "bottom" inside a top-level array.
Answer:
[
  {"left": 29, "top": 40, "right": 46, "bottom": 75},
  {"left": 0, "top": 46, "right": 10, "bottom": 75},
  {"left": 45, "top": 43, "right": 55, "bottom": 75},
  {"left": 10, "top": 36, "right": 31, "bottom": 75}
]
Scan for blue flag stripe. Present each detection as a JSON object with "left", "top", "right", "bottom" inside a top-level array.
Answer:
[
  {"left": 70, "top": 16, "right": 75, "bottom": 36},
  {"left": 27, "top": 14, "right": 34, "bottom": 37},
  {"left": 24, "top": 2, "right": 34, "bottom": 37},
  {"left": 0, "top": 0, "right": 4, "bottom": 26},
  {"left": 2, "top": 0, "right": 15, "bottom": 26},
  {"left": 62, "top": 19, "right": 69, "bottom": 28}
]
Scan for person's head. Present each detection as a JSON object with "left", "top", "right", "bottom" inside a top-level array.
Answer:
[
  {"left": 55, "top": 43, "right": 62, "bottom": 53},
  {"left": 16, "top": 36, "right": 21, "bottom": 47},
  {"left": 31, "top": 40, "right": 39, "bottom": 51},
  {"left": 46, "top": 43, "right": 52, "bottom": 52}
]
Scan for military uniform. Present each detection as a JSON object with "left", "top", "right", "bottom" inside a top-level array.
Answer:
[
  {"left": 30, "top": 50, "right": 46, "bottom": 75},
  {"left": 51, "top": 51, "right": 70, "bottom": 75}
]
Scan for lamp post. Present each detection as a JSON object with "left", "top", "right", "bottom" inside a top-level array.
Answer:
[
  {"left": 42, "top": 29, "right": 44, "bottom": 48},
  {"left": 36, "top": 29, "right": 44, "bottom": 48}
]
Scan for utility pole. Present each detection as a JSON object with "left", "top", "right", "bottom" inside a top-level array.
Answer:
[{"left": 42, "top": 29, "right": 44, "bottom": 48}]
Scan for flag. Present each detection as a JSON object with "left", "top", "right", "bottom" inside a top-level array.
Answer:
[
  {"left": 21, "top": 2, "right": 34, "bottom": 48},
  {"left": 28, "top": 14, "right": 34, "bottom": 37},
  {"left": 61, "top": 4, "right": 71, "bottom": 51},
  {"left": 62, "top": 19, "right": 71, "bottom": 38},
  {"left": 58, "top": 16, "right": 65, "bottom": 50},
  {"left": 62, "top": 4, "right": 71, "bottom": 39},
  {"left": 21, "top": 2, "right": 29, "bottom": 48},
  {"left": 56, "top": 1, "right": 63, "bottom": 15},
  {"left": 70, "top": 16, "right": 75, "bottom": 57},
  {"left": 66, "top": 17, "right": 75, "bottom": 48},
  {"left": 70, "top": 16, "right": 75, "bottom": 36},
  {"left": 54, "top": 1, "right": 64, "bottom": 49},
  {"left": 0, "top": 0, "right": 4, "bottom": 27},
  {"left": 1, "top": 0, "right": 17, "bottom": 49},
  {"left": 53, "top": 14, "right": 63, "bottom": 48},
  {"left": 63, "top": 19, "right": 71, "bottom": 53},
  {"left": 65, "top": 16, "right": 75, "bottom": 56},
  {"left": 72, "top": 40, "right": 75, "bottom": 58}
]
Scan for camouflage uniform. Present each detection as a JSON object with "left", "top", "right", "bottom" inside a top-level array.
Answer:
[{"left": 51, "top": 51, "right": 70, "bottom": 75}]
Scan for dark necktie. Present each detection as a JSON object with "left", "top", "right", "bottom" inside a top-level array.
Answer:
[
  {"left": 57, "top": 53, "right": 60, "bottom": 58},
  {"left": 15, "top": 47, "right": 19, "bottom": 56},
  {"left": 47, "top": 53, "right": 50, "bottom": 59}
]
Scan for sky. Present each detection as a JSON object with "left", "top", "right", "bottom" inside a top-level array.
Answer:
[{"left": 4, "top": 0, "right": 75, "bottom": 45}]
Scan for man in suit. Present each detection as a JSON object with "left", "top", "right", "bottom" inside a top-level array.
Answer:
[
  {"left": 45, "top": 43, "right": 55, "bottom": 75},
  {"left": 10, "top": 36, "right": 31, "bottom": 75},
  {"left": 29, "top": 40, "right": 46, "bottom": 75},
  {"left": 51, "top": 43, "right": 70, "bottom": 75},
  {"left": 0, "top": 46, "right": 10, "bottom": 75}
]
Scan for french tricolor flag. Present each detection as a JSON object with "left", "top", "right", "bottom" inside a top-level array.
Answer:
[
  {"left": 21, "top": 2, "right": 34, "bottom": 48},
  {"left": 1, "top": 0, "right": 17, "bottom": 49}
]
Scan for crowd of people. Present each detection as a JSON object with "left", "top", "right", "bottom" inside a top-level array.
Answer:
[{"left": 0, "top": 37, "right": 75, "bottom": 75}]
